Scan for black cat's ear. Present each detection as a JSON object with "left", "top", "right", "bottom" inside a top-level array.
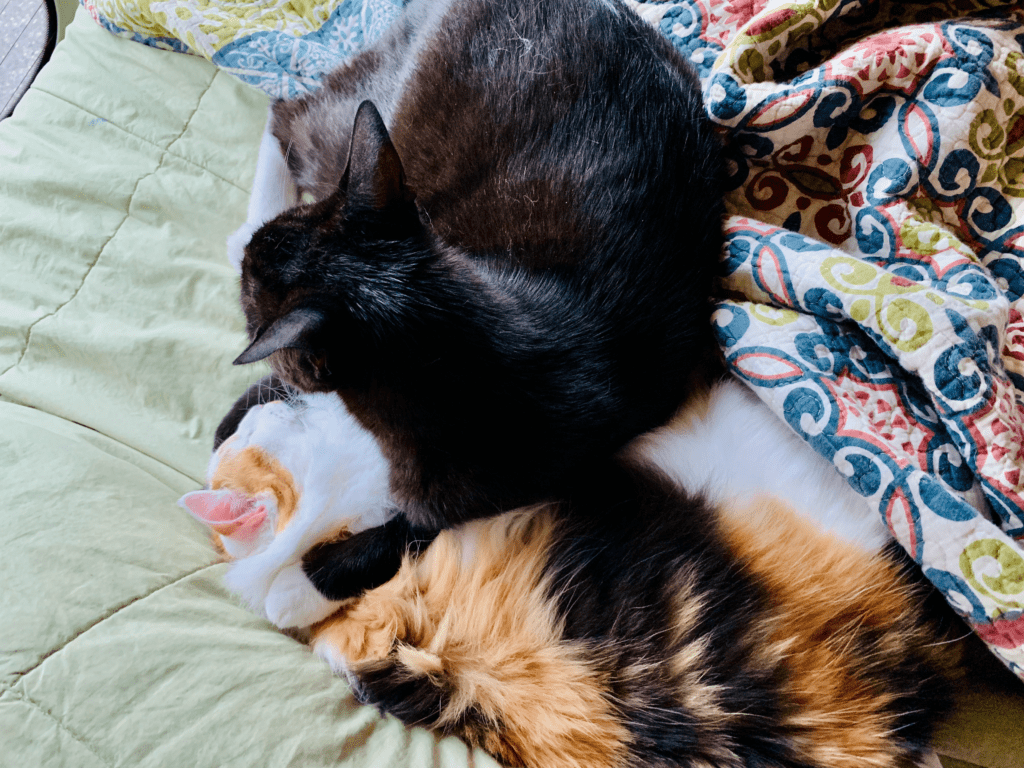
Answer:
[
  {"left": 344, "top": 100, "right": 412, "bottom": 211},
  {"left": 233, "top": 307, "right": 325, "bottom": 365}
]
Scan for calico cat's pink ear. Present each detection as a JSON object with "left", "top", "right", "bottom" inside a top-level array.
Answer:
[
  {"left": 178, "top": 489, "right": 268, "bottom": 540},
  {"left": 233, "top": 307, "right": 325, "bottom": 365},
  {"left": 344, "top": 100, "right": 412, "bottom": 211}
]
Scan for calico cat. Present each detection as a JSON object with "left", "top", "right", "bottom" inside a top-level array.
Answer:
[
  {"left": 182, "top": 379, "right": 957, "bottom": 768},
  {"left": 229, "top": 0, "right": 725, "bottom": 531}
]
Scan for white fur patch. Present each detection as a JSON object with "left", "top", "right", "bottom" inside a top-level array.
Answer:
[
  {"left": 627, "top": 378, "right": 891, "bottom": 552},
  {"left": 227, "top": 111, "right": 298, "bottom": 273},
  {"left": 265, "top": 563, "right": 345, "bottom": 629}
]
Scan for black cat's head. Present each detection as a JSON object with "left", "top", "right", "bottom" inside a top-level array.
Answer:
[{"left": 236, "top": 100, "right": 429, "bottom": 392}]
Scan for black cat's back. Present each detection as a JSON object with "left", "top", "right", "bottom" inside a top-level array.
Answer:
[
  {"left": 391, "top": 0, "right": 717, "bottom": 263},
  {"left": 274, "top": 0, "right": 719, "bottom": 253}
]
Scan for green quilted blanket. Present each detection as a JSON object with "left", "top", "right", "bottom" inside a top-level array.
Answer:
[
  {"left": 2, "top": 6, "right": 1024, "bottom": 768},
  {"left": 0, "top": 14, "right": 501, "bottom": 768}
]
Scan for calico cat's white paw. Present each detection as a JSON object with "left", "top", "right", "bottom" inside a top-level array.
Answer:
[
  {"left": 265, "top": 563, "right": 344, "bottom": 629},
  {"left": 226, "top": 221, "right": 261, "bottom": 274}
]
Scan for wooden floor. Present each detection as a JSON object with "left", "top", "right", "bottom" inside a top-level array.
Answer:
[{"left": 0, "top": 0, "right": 50, "bottom": 120}]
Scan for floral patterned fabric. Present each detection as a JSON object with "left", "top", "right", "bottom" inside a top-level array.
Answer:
[
  {"left": 85, "top": 0, "right": 1024, "bottom": 680},
  {"left": 647, "top": 0, "right": 1024, "bottom": 680},
  {"left": 82, "top": 0, "right": 404, "bottom": 98}
]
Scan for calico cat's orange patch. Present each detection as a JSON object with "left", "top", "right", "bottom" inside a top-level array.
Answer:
[
  {"left": 211, "top": 446, "right": 299, "bottom": 533},
  {"left": 313, "top": 507, "right": 630, "bottom": 768},
  {"left": 718, "top": 495, "right": 941, "bottom": 768}
]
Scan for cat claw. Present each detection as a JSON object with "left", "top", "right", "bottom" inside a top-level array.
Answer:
[
  {"left": 343, "top": 669, "right": 371, "bottom": 705},
  {"left": 312, "top": 638, "right": 364, "bottom": 698}
]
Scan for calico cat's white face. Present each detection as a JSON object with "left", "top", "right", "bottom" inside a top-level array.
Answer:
[{"left": 179, "top": 392, "right": 393, "bottom": 628}]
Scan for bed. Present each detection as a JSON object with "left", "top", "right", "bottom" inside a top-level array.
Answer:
[{"left": 1, "top": 3, "right": 1023, "bottom": 767}]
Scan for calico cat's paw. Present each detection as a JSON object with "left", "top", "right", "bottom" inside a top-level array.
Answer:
[{"left": 265, "top": 563, "right": 344, "bottom": 629}]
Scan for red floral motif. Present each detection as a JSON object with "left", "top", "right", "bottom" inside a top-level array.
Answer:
[
  {"left": 840, "top": 145, "right": 873, "bottom": 190},
  {"left": 974, "top": 612, "right": 1024, "bottom": 650},
  {"left": 725, "top": 217, "right": 781, "bottom": 239},
  {"left": 831, "top": 25, "right": 948, "bottom": 95},
  {"left": 776, "top": 136, "right": 814, "bottom": 165},
  {"left": 1003, "top": 308, "right": 1024, "bottom": 377},
  {"left": 1008, "top": 115, "right": 1024, "bottom": 151},
  {"left": 734, "top": 352, "right": 804, "bottom": 383},
  {"left": 813, "top": 203, "right": 850, "bottom": 245},
  {"left": 885, "top": 487, "right": 919, "bottom": 559},
  {"left": 822, "top": 372, "right": 936, "bottom": 469},
  {"left": 748, "top": 9, "right": 793, "bottom": 37},
  {"left": 903, "top": 104, "right": 937, "bottom": 170},
  {"left": 723, "top": 0, "right": 773, "bottom": 33},
  {"left": 963, "top": 380, "right": 1024, "bottom": 505}
]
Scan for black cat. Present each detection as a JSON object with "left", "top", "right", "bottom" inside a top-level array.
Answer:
[{"left": 232, "top": 0, "right": 725, "bottom": 532}]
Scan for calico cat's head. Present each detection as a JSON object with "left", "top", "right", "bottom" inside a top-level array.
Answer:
[{"left": 178, "top": 389, "right": 394, "bottom": 627}]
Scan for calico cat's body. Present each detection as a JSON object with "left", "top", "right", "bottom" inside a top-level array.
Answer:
[
  {"left": 319, "top": 474, "right": 953, "bottom": 768},
  {"left": 232, "top": 0, "right": 725, "bottom": 529},
  {"left": 182, "top": 380, "right": 956, "bottom": 768}
]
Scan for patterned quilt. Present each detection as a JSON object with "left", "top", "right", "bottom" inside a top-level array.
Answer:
[{"left": 83, "top": 0, "right": 1024, "bottom": 680}]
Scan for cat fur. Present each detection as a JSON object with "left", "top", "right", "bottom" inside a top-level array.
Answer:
[{"left": 181, "top": 391, "right": 391, "bottom": 628}]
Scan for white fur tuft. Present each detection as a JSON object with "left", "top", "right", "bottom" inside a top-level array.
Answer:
[
  {"left": 627, "top": 378, "right": 890, "bottom": 552},
  {"left": 265, "top": 563, "right": 345, "bottom": 628},
  {"left": 226, "top": 110, "right": 298, "bottom": 273}
]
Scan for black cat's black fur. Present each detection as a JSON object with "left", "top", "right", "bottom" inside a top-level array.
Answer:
[{"left": 232, "top": 0, "right": 725, "bottom": 532}]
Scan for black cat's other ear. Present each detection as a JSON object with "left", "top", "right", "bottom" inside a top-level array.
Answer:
[
  {"left": 344, "top": 100, "right": 411, "bottom": 211},
  {"left": 233, "top": 307, "right": 325, "bottom": 365}
]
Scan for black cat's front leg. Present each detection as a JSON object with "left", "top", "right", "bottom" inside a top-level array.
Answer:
[{"left": 302, "top": 513, "right": 437, "bottom": 601}]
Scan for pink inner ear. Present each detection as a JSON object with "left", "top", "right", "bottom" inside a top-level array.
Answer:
[
  {"left": 178, "top": 490, "right": 268, "bottom": 540},
  {"left": 231, "top": 507, "right": 268, "bottom": 541}
]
